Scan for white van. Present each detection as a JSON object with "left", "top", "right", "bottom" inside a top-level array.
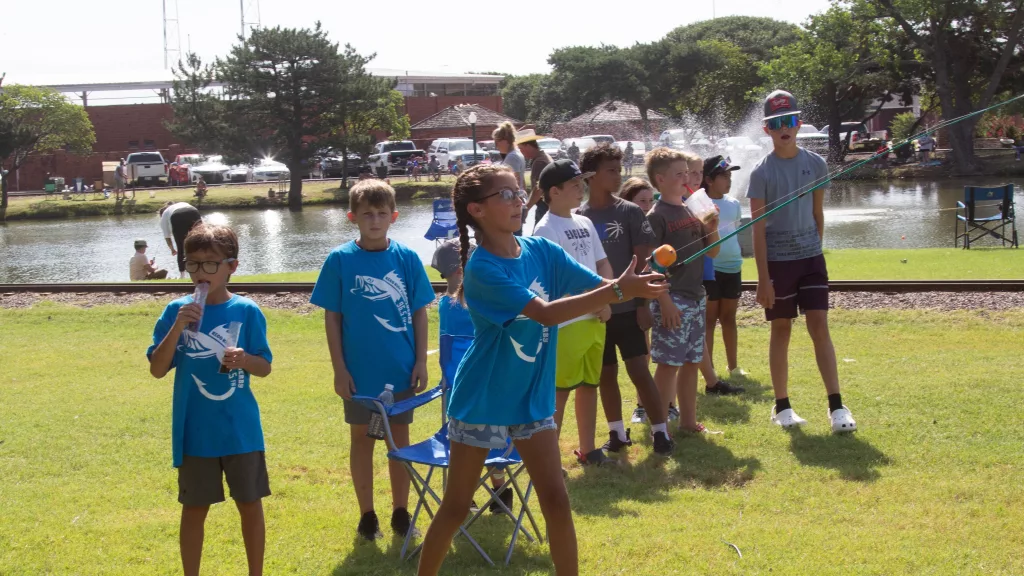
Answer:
[{"left": 428, "top": 138, "right": 477, "bottom": 167}]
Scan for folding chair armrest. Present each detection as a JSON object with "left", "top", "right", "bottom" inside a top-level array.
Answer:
[
  {"left": 352, "top": 385, "right": 443, "bottom": 417},
  {"left": 956, "top": 201, "right": 966, "bottom": 208}
]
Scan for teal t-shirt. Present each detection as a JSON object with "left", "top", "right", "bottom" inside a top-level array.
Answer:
[
  {"left": 148, "top": 294, "right": 273, "bottom": 467},
  {"left": 446, "top": 236, "right": 603, "bottom": 426},
  {"left": 310, "top": 240, "right": 435, "bottom": 398}
]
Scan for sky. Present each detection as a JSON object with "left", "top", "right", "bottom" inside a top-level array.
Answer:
[{"left": 2, "top": 0, "right": 832, "bottom": 97}]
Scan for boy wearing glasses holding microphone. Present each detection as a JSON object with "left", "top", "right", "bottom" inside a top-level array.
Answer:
[
  {"left": 147, "top": 223, "right": 274, "bottom": 576},
  {"left": 748, "top": 90, "right": 857, "bottom": 433}
]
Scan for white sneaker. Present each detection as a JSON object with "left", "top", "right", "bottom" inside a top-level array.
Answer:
[
  {"left": 730, "top": 367, "right": 749, "bottom": 378},
  {"left": 771, "top": 407, "right": 807, "bottom": 428},
  {"left": 829, "top": 406, "right": 857, "bottom": 433}
]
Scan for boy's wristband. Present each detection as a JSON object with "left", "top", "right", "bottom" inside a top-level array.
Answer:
[{"left": 611, "top": 282, "right": 625, "bottom": 302}]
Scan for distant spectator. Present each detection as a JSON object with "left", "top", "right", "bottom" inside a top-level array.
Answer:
[
  {"left": 428, "top": 155, "right": 440, "bottom": 181},
  {"left": 624, "top": 142, "right": 635, "bottom": 175},
  {"left": 114, "top": 159, "right": 127, "bottom": 201},
  {"left": 129, "top": 239, "right": 169, "bottom": 281},
  {"left": 516, "top": 129, "right": 553, "bottom": 229},
  {"left": 918, "top": 133, "right": 936, "bottom": 163},
  {"left": 492, "top": 121, "right": 526, "bottom": 191},
  {"left": 568, "top": 142, "right": 580, "bottom": 163}
]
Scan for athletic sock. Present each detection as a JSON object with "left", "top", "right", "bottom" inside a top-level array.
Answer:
[
  {"left": 775, "top": 397, "right": 792, "bottom": 414},
  {"left": 608, "top": 421, "right": 627, "bottom": 442},
  {"left": 651, "top": 423, "right": 668, "bottom": 435},
  {"left": 828, "top": 393, "right": 844, "bottom": 413}
]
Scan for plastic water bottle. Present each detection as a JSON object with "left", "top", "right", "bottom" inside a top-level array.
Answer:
[{"left": 366, "top": 384, "right": 395, "bottom": 440}]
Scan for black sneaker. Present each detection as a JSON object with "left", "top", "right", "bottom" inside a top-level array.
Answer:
[
  {"left": 488, "top": 485, "right": 514, "bottom": 514},
  {"left": 601, "top": 429, "right": 633, "bottom": 453},
  {"left": 357, "top": 511, "right": 383, "bottom": 541},
  {"left": 706, "top": 380, "right": 745, "bottom": 396},
  {"left": 652, "top": 431, "right": 675, "bottom": 455},
  {"left": 575, "top": 448, "right": 612, "bottom": 466},
  {"left": 390, "top": 507, "right": 420, "bottom": 538}
]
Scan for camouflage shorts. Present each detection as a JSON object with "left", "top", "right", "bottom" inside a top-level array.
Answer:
[
  {"left": 650, "top": 293, "right": 706, "bottom": 367},
  {"left": 448, "top": 417, "right": 558, "bottom": 450}
]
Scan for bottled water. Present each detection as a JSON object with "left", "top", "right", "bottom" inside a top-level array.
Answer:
[{"left": 366, "top": 384, "right": 395, "bottom": 440}]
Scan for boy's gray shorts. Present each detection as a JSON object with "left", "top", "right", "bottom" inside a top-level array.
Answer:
[
  {"left": 343, "top": 388, "right": 416, "bottom": 425},
  {"left": 650, "top": 294, "right": 706, "bottom": 367},
  {"left": 177, "top": 451, "right": 270, "bottom": 506}
]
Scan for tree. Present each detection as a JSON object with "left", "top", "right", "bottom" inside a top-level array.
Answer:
[
  {"left": 329, "top": 77, "right": 410, "bottom": 189},
  {"left": 864, "top": 0, "right": 1024, "bottom": 173},
  {"left": 759, "top": 4, "right": 916, "bottom": 161},
  {"left": 171, "top": 24, "right": 388, "bottom": 210},
  {"left": 500, "top": 74, "right": 545, "bottom": 125},
  {"left": 0, "top": 85, "right": 95, "bottom": 221}
]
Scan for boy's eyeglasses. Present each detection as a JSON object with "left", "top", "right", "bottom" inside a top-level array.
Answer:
[
  {"left": 765, "top": 114, "right": 800, "bottom": 131},
  {"left": 184, "top": 258, "right": 237, "bottom": 274},
  {"left": 477, "top": 188, "right": 527, "bottom": 204}
]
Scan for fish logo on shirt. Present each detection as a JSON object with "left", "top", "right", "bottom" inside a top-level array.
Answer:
[
  {"left": 510, "top": 277, "right": 550, "bottom": 363},
  {"left": 351, "top": 271, "right": 412, "bottom": 333},
  {"left": 178, "top": 323, "right": 245, "bottom": 401}
]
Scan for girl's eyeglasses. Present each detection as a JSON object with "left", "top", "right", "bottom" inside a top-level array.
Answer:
[
  {"left": 184, "top": 258, "right": 237, "bottom": 274},
  {"left": 765, "top": 114, "right": 800, "bottom": 131},
  {"left": 477, "top": 188, "right": 527, "bottom": 204}
]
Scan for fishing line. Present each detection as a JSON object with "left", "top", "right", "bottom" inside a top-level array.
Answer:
[{"left": 668, "top": 92, "right": 1024, "bottom": 266}]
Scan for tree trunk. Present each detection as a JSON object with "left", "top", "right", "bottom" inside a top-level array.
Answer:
[
  {"left": 929, "top": 24, "right": 981, "bottom": 174},
  {"left": 288, "top": 165, "right": 303, "bottom": 211},
  {"left": 341, "top": 145, "right": 349, "bottom": 191},
  {"left": 0, "top": 170, "right": 8, "bottom": 222}
]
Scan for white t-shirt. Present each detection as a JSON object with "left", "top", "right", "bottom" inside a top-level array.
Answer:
[
  {"left": 532, "top": 212, "right": 607, "bottom": 325},
  {"left": 710, "top": 195, "right": 743, "bottom": 273},
  {"left": 159, "top": 202, "right": 193, "bottom": 239},
  {"left": 129, "top": 252, "right": 150, "bottom": 281}
]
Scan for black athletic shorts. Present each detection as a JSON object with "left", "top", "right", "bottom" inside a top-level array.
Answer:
[
  {"left": 170, "top": 206, "right": 203, "bottom": 272},
  {"left": 602, "top": 308, "right": 649, "bottom": 366},
  {"left": 705, "top": 270, "right": 742, "bottom": 301}
]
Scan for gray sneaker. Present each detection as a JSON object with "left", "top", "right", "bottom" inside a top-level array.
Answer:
[
  {"left": 630, "top": 405, "right": 648, "bottom": 424},
  {"left": 667, "top": 405, "right": 680, "bottom": 422}
]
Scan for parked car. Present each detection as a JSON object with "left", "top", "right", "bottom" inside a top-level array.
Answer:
[
  {"left": 252, "top": 159, "right": 290, "bottom": 182},
  {"left": 478, "top": 139, "right": 496, "bottom": 151},
  {"left": 717, "top": 137, "right": 763, "bottom": 163},
  {"left": 226, "top": 164, "right": 251, "bottom": 183},
  {"left": 581, "top": 134, "right": 615, "bottom": 146},
  {"left": 562, "top": 137, "right": 598, "bottom": 156},
  {"left": 367, "top": 150, "right": 427, "bottom": 175},
  {"left": 795, "top": 124, "right": 830, "bottom": 154},
  {"left": 613, "top": 140, "right": 646, "bottom": 165},
  {"left": 537, "top": 138, "right": 565, "bottom": 160},
  {"left": 452, "top": 151, "right": 488, "bottom": 168},
  {"left": 374, "top": 141, "right": 416, "bottom": 154},
  {"left": 189, "top": 155, "right": 232, "bottom": 184},
  {"left": 125, "top": 151, "right": 168, "bottom": 187},
  {"left": 169, "top": 154, "right": 202, "bottom": 186},
  {"left": 321, "top": 153, "right": 363, "bottom": 178},
  {"left": 820, "top": 122, "right": 881, "bottom": 152},
  {"left": 428, "top": 138, "right": 476, "bottom": 168}
]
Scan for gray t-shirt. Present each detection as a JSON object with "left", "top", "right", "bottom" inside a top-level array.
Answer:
[
  {"left": 647, "top": 200, "right": 707, "bottom": 301},
  {"left": 577, "top": 197, "right": 656, "bottom": 313},
  {"left": 745, "top": 148, "right": 827, "bottom": 261},
  {"left": 500, "top": 149, "right": 527, "bottom": 191}
]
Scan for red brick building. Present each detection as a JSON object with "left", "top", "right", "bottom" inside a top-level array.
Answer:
[
  {"left": 7, "top": 70, "right": 504, "bottom": 191},
  {"left": 410, "top": 104, "right": 521, "bottom": 151}
]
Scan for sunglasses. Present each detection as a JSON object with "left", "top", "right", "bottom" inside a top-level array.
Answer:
[
  {"left": 765, "top": 114, "right": 800, "bottom": 131},
  {"left": 184, "top": 258, "right": 237, "bottom": 274},
  {"left": 477, "top": 187, "right": 527, "bottom": 204},
  {"left": 714, "top": 157, "right": 733, "bottom": 172}
]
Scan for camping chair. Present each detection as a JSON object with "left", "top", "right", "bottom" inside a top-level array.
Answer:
[
  {"left": 424, "top": 198, "right": 459, "bottom": 246},
  {"left": 352, "top": 334, "right": 542, "bottom": 566},
  {"left": 955, "top": 185, "right": 1018, "bottom": 249}
]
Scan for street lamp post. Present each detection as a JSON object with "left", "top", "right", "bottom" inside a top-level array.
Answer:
[{"left": 468, "top": 111, "right": 478, "bottom": 165}]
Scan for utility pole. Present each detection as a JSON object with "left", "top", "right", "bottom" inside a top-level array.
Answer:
[
  {"left": 162, "top": 0, "right": 181, "bottom": 68},
  {"left": 240, "top": 0, "right": 261, "bottom": 40}
]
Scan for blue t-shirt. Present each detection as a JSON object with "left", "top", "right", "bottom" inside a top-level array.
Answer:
[
  {"left": 438, "top": 294, "right": 474, "bottom": 389},
  {"left": 310, "top": 240, "right": 435, "bottom": 398},
  {"left": 447, "top": 236, "right": 603, "bottom": 426},
  {"left": 147, "top": 294, "right": 273, "bottom": 468}
]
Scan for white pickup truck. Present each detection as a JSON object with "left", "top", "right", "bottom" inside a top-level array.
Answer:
[{"left": 125, "top": 152, "right": 168, "bottom": 186}]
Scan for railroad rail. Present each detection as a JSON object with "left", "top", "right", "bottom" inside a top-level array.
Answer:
[{"left": 3, "top": 280, "right": 1023, "bottom": 295}]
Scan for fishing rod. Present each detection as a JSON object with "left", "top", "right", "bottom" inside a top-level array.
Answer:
[{"left": 678, "top": 92, "right": 1024, "bottom": 266}]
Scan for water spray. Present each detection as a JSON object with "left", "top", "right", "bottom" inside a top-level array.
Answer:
[{"left": 676, "top": 93, "right": 1024, "bottom": 266}]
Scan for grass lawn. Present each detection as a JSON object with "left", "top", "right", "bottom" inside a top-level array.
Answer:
[
  {"left": 1, "top": 302, "right": 1023, "bottom": 574},
  {"left": 230, "top": 248, "right": 1023, "bottom": 284}
]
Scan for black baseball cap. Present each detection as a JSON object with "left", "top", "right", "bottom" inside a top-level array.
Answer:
[
  {"left": 763, "top": 90, "right": 800, "bottom": 120},
  {"left": 703, "top": 155, "right": 741, "bottom": 179},
  {"left": 538, "top": 159, "right": 595, "bottom": 193}
]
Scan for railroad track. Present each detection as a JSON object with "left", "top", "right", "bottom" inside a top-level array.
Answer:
[{"left": 3, "top": 280, "right": 1023, "bottom": 295}]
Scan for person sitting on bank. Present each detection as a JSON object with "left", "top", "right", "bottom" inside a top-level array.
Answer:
[
  {"left": 130, "top": 239, "right": 169, "bottom": 281},
  {"left": 195, "top": 176, "right": 208, "bottom": 199}
]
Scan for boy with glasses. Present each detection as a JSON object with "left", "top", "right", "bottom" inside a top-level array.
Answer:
[
  {"left": 748, "top": 90, "right": 857, "bottom": 433},
  {"left": 147, "top": 223, "right": 274, "bottom": 576}
]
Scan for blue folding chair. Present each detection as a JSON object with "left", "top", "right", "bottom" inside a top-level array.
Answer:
[
  {"left": 955, "top": 185, "right": 1018, "bottom": 248},
  {"left": 352, "top": 334, "right": 542, "bottom": 565},
  {"left": 424, "top": 198, "right": 459, "bottom": 245}
]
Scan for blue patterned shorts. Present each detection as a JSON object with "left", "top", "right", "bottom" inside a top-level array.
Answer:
[
  {"left": 448, "top": 417, "right": 558, "bottom": 450},
  {"left": 650, "top": 293, "right": 706, "bottom": 367}
]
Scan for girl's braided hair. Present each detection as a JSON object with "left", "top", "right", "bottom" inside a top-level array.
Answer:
[{"left": 451, "top": 164, "right": 514, "bottom": 302}]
